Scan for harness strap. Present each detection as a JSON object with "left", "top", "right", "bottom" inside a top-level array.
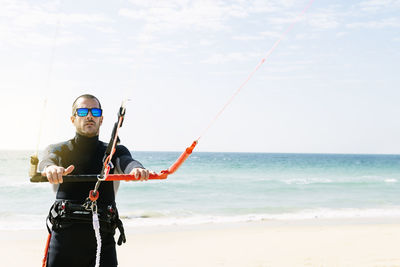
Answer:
[{"left": 115, "top": 212, "right": 126, "bottom": 245}]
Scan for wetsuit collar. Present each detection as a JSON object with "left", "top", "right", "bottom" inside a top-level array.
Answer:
[{"left": 74, "top": 133, "right": 99, "bottom": 150}]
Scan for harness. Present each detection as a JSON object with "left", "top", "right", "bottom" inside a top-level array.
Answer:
[{"left": 46, "top": 200, "right": 126, "bottom": 245}]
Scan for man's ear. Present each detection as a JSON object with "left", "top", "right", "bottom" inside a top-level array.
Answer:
[
  {"left": 100, "top": 116, "right": 103, "bottom": 125},
  {"left": 71, "top": 115, "right": 75, "bottom": 124}
]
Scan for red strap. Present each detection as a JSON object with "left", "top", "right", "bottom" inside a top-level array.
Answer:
[{"left": 42, "top": 233, "right": 51, "bottom": 267}]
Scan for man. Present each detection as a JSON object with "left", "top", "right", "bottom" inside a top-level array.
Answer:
[{"left": 40, "top": 94, "right": 152, "bottom": 267}]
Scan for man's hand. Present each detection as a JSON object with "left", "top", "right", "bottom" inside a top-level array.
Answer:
[
  {"left": 129, "top": 168, "right": 156, "bottom": 181},
  {"left": 42, "top": 165, "right": 75, "bottom": 184}
]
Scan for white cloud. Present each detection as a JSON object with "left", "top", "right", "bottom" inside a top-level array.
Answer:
[
  {"left": 267, "top": 15, "right": 303, "bottom": 26},
  {"left": 89, "top": 25, "right": 116, "bottom": 34},
  {"left": 0, "top": 0, "right": 112, "bottom": 27},
  {"left": 206, "top": 58, "right": 315, "bottom": 80},
  {"left": 294, "top": 32, "right": 318, "bottom": 40},
  {"left": 346, "top": 17, "right": 400, "bottom": 29},
  {"left": 266, "top": 3, "right": 338, "bottom": 30},
  {"left": 57, "top": 13, "right": 112, "bottom": 25},
  {"left": 119, "top": 0, "right": 312, "bottom": 36},
  {"left": 0, "top": 23, "right": 82, "bottom": 47},
  {"left": 232, "top": 35, "right": 265, "bottom": 41},
  {"left": 232, "top": 31, "right": 283, "bottom": 41},
  {"left": 118, "top": 8, "right": 146, "bottom": 20},
  {"left": 233, "top": 30, "right": 282, "bottom": 41},
  {"left": 246, "top": 0, "right": 292, "bottom": 13},
  {"left": 118, "top": 0, "right": 318, "bottom": 59},
  {"left": 25, "top": 31, "right": 83, "bottom": 46},
  {"left": 138, "top": 42, "right": 186, "bottom": 53},
  {"left": 261, "top": 30, "right": 284, "bottom": 39},
  {"left": 335, "top": 31, "right": 349, "bottom": 38},
  {"left": 198, "top": 39, "right": 215, "bottom": 46},
  {"left": 358, "top": 0, "right": 400, "bottom": 12},
  {"left": 0, "top": 0, "right": 113, "bottom": 47},
  {"left": 127, "top": 0, "right": 189, "bottom": 8},
  {"left": 119, "top": 2, "right": 231, "bottom": 33},
  {"left": 201, "top": 51, "right": 263, "bottom": 64},
  {"left": 308, "top": 12, "right": 340, "bottom": 29},
  {"left": 93, "top": 46, "right": 122, "bottom": 56}
]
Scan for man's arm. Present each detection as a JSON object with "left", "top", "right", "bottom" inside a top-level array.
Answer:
[
  {"left": 115, "top": 145, "right": 154, "bottom": 181},
  {"left": 39, "top": 145, "right": 74, "bottom": 184}
]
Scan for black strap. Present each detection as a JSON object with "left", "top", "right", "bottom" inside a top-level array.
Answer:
[{"left": 116, "top": 218, "right": 126, "bottom": 246}]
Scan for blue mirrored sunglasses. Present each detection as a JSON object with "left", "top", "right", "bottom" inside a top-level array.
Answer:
[{"left": 75, "top": 108, "right": 102, "bottom": 117}]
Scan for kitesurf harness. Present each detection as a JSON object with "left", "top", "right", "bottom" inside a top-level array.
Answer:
[{"left": 46, "top": 200, "right": 126, "bottom": 244}]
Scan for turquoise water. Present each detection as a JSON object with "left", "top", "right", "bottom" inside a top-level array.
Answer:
[{"left": 0, "top": 150, "right": 399, "bottom": 229}]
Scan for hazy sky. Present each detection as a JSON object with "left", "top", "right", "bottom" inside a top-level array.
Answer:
[{"left": 1, "top": 0, "right": 399, "bottom": 153}]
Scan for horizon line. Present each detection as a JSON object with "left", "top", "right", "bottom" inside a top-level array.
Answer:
[{"left": 1, "top": 148, "right": 400, "bottom": 157}]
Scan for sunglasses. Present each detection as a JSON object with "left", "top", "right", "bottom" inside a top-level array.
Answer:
[{"left": 75, "top": 108, "right": 103, "bottom": 117}]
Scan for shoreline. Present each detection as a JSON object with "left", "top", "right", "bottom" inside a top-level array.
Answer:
[
  {"left": 2, "top": 215, "right": 400, "bottom": 232},
  {"left": 3, "top": 218, "right": 400, "bottom": 266}
]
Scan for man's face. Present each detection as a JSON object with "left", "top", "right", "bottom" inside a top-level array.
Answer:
[{"left": 70, "top": 97, "right": 103, "bottom": 137}]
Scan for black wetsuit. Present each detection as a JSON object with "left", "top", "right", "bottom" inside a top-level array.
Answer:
[{"left": 39, "top": 133, "right": 143, "bottom": 267}]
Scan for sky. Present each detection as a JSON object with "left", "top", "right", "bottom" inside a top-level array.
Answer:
[{"left": 0, "top": 0, "right": 399, "bottom": 153}]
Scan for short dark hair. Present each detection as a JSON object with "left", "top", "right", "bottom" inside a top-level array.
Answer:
[{"left": 72, "top": 94, "right": 102, "bottom": 115}]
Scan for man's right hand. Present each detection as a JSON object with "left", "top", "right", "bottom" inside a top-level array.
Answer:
[{"left": 41, "top": 165, "right": 75, "bottom": 184}]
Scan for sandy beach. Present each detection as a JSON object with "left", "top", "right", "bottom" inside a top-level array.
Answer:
[{"left": 2, "top": 219, "right": 400, "bottom": 267}]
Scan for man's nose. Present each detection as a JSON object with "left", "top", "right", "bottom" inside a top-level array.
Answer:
[{"left": 86, "top": 111, "right": 94, "bottom": 119}]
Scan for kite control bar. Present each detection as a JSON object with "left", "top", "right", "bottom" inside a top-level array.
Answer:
[{"left": 30, "top": 140, "right": 197, "bottom": 183}]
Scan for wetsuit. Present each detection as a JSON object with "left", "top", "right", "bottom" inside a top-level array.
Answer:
[{"left": 39, "top": 133, "right": 143, "bottom": 267}]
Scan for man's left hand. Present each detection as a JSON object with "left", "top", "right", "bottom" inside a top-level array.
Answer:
[{"left": 129, "top": 168, "right": 156, "bottom": 181}]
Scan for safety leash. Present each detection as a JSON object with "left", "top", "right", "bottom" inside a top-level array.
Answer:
[
  {"left": 82, "top": 100, "right": 127, "bottom": 267},
  {"left": 92, "top": 202, "right": 101, "bottom": 267}
]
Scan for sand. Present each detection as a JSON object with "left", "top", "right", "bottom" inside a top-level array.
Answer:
[{"left": 2, "top": 219, "right": 400, "bottom": 267}]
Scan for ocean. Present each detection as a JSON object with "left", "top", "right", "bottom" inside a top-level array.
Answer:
[{"left": 0, "top": 150, "right": 399, "bottom": 230}]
